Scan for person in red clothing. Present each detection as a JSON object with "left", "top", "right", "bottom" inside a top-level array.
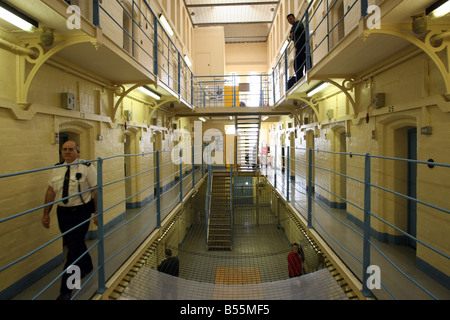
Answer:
[{"left": 288, "top": 243, "right": 305, "bottom": 278}]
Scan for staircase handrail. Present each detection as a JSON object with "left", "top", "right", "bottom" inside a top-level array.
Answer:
[{"left": 205, "top": 164, "right": 213, "bottom": 247}]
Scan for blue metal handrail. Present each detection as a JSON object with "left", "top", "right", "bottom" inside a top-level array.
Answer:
[
  {"left": 0, "top": 146, "right": 208, "bottom": 299},
  {"left": 90, "top": 0, "right": 370, "bottom": 109},
  {"left": 272, "top": 146, "right": 449, "bottom": 300}
]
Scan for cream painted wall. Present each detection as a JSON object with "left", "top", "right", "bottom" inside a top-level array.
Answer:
[
  {"left": 193, "top": 27, "right": 226, "bottom": 76},
  {"left": 225, "top": 42, "right": 268, "bottom": 74}
]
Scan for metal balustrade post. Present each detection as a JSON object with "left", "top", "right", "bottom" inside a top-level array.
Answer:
[
  {"left": 286, "top": 146, "right": 290, "bottom": 202},
  {"left": 191, "top": 72, "right": 194, "bottom": 105},
  {"left": 179, "top": 148, "right": 183, "bottom": 203},
  {"left": 192, "top": 145, "right": 195, "bottom": 188},
  {"left": 362, "top": 153, "right": 373, "bottom": 297},
  {"left": 96, "top": 158, "right": 106, "bottom": 294},
  {"left": 230, "top": 163, "right": 233, "bottom": 247},
  {"left": 93, "top": 0, "right": 100, "bottom": 27},
  {"left": 156, "top": 150, "right": 161, "bottom": 228},
  {"left": 307, "top": 148, "right": 313, "bottom": 228},
  {"left": 305, "top": 10, "right": 311, "bottom": 71},
  {"left": 153, "top": 14, "right": 158, "bottom": 77},
  {"left": 265, "top": 144, "right": 268, "bottom": 176},
  {"left": 202, "top": 144, "right": 204, "bottom": 177},
  {"left": 274, "top": 146, "right": 277, "bottom": 189},
  {"left": 361, "top": 0, "right": 369, "bottom": 18},
  {"left": 272, "top": 70, "right": 275, "bottom": 104},
  {"left": 284, "top": 50, "right": 288, "bottom": 92},
  {"left": 178, "top": 53, "right": 181, "bottom": 95}
]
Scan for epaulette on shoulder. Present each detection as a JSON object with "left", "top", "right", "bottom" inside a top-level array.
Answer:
[{"left": 82, "top": 162, "right": 91, "bottom": 167}]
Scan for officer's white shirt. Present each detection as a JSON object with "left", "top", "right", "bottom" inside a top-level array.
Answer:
[{"left": 49, "top": 158, "right": 97, "bottom": 207}]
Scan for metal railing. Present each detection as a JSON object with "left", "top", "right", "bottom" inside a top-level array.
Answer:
[
  {"left": 96, "top": 0, "right": 195, "bottom": 104},
  {"left": 89, "top": 0, "right": 370, "bottom": 108},
  {"left": 194, "top": 74, "right": 273, "bottom": 108},
  {"left": 0, "top": 146, "right": 206, "bottom": 299},
  {"left": 265, "top": 145, "right": 449, "bottom": 299},
  {"left": 205, "top": 163, "right": 212, "bottom": 247}
]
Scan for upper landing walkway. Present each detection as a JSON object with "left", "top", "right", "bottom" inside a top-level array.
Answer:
[{"left": 7, "top": 1, "right": 447, "bottom": 122}]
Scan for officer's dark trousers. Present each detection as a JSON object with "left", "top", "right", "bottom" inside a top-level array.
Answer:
[
  {"left": 294, "top": 48, "right": 306, "bottom": 81},
  {"left": 57, "top": 200, "right": 94, "bottom": 294}
]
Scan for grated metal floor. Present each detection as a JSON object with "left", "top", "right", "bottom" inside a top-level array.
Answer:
[{"left": 118, "top": 267, "right": 349, "bottom": 300}]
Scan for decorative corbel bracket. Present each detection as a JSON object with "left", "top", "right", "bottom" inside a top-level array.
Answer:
[
  {"left": 287, "top": 92, "right": 320, "bottom": 121},
  {"left": 363, "top": 23, "right": 450, "bottom": 95},
  {"left": 16, "top": 34, "right": 96, "bottom": 108},
  {"left": 148, "top": 96, "right": 179, "bottom": 125},
  {"left": 323, "top": 78, "right": 357, "bottom": 118},
  {"left": 112, "top": 82, "right": 177, "bottom": 127}
]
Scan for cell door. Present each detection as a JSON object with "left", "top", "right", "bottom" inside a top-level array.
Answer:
[{"left": 407, "top": 128, "right": 417, "bottom": 249}]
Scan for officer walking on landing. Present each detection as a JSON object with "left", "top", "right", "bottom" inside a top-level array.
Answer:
[{"left": 42, "top": 140, "right": 98, "bottom": 300}]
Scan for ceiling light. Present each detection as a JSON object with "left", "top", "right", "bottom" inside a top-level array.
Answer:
[
  {"left": 262, "top": 116, "right": 269, "bottom": 121},
  {"left": 138, "top": 86, "right": 160, "bottom": 100},
  {"left": 159, "top": 14, "right": 174, "bottom": 36},
  {"left": 426, "top": 0, "right": 450, "bottom": 18},
  {"left": 307, "top": 82, "right": 330, "bottom": 97},
  {"left": 0, "top": 0, "right": 38, "bottom": 32},
  {"left": 184, "top": 55, "right": 192, "bottom": 67},
  {"left": 199, "top": 117, "right": 206, "bottom": 122}
]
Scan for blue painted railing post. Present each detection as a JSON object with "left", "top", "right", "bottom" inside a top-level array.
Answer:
[
  {"left": 179, "top": 148, "right": 183, "bottom": 203},
  {"left": 92, "top": 0, "right": 100, "bottom": 27},
  {"left": 191, "top": 72, "right": 194, "bottom": 105},
  {"left": 230, "top": 163, "right": 233, "bottom": 247},
  {"left": 307, "top": 148, "right": 313, "bottom": 228},
  {"left": 362, "top": 153, "right": 372, "bottom": 297},
  {"left": 286, "top": 146, "right": 290, "bottom": 202},
  {"left": 178, "top": 53, "right": 181, "bottom": 95},
  {"left": 305, "top": 10, "right": 311, "bottom": 71},
  {"left": 361, "top": 0, "right": 369, "bottom": 19},
  {"left": 202, "top": 144, "right": 204, "bottom": 177},
  {"left": 192, "top": 145, "right": 195, "bottom": 188},
  {"left": 96, "top": 157, "right": 106, "bottom": 294},
  {"left": 274, "top": 146, "right": 277, "bottom": 189},
  {"left": 272, "top": 70, "right": 275, "bottom": 104},
  {"left": 284, "top": 50, "right": 288, "bottom": 91},
  {"left": 156, "top": 151, "right": 161, "bottom": 228},
  {"left": 153, "top": 14, "right": 159, "bottom": 77}
]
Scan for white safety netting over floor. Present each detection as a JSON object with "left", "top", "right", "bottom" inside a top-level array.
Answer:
[{"left": 118, "top": 267, "right": 348, "bottom": 300}]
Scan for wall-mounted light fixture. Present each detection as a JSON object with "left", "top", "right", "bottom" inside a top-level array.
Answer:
[
  {"left": 138, "top": 86, "right": 160, "bottom": 100},
  {"left": 426, "top": 0, "right": 450, "bottom": 18},
  {"left": 159, "top": 14, "right": 174, "bottom": 36},
  {"left": 262, "top": 116, "right": 269, "bottom": 121},
  {"left": 0, "top": 0, "right": 38, "bottom": 32},
  {"left": 199, "top": 117, "right": 206, "bottom": 122},
  {"left": 307, "top": 82, "right": 329, "bottom": 97},
  {"left": 184, "top": 54, "right": 192, "bottom": 67}
]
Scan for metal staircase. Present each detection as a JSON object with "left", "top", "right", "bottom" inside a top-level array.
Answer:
[
  {"left": 235, "top": 115, "right": 261, "bottom": 173},
  {"left": 207, "top": 173, "right": 232, "bottom": 250}
]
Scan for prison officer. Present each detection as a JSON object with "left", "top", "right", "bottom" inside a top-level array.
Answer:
[{"left": 42, "top": 140, "right": 97, "bottom": 300}]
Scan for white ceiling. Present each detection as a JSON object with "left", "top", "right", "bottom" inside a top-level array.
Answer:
[{"left": 185, "top": 0, "right": 280, "bottom": 43}]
